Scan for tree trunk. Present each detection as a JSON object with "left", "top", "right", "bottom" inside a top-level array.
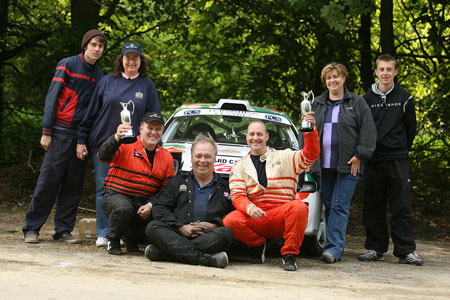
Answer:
[
  {"left": 359, "top": 0, "right": 373, "bottom": 92},
  {"left": 0, "top": 0, "right": 8, "bottom": 160},
  {"left": 71, "top": 0, "right": 101, "bottom": 54},
  {"left": 380, "top": 0, "right": 395, "bottom": 55}
]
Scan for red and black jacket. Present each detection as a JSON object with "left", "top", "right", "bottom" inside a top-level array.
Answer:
[
  {"left": 42, "top": 53, "right": 103, "bottom": 135},
  {"left": 98, "top": 135, "right": 175, "bottom": 202}
]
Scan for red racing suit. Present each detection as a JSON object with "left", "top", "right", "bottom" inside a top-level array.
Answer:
[{"left": 223, "top": 129, "right": 320, "bottom": 255}]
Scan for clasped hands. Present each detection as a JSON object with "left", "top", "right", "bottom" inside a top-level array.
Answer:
[{"left": 178, "top": 221, "right": 217, "bottom": 238}]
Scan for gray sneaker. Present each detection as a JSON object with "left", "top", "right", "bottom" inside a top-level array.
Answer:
[
  {"left": 399, "top": 251, "right": 424, "bottom": 266},
  {"left": 321, "top": 252, "right": 337, "bottom": 264},
  {"left": 24, "top": 231, "right": 39, "bottom": 243},
  {"left": 358, "top": 249, "right": 384, "bottom": 261},
  {"left": 55, "top": 233, "right": 81, "bottom": 244}
]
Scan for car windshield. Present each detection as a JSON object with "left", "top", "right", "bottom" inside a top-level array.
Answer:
[{"left": 162, "top": 114, "right": 299, "bottom": 150}]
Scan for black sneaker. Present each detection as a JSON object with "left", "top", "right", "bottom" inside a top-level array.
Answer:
[
  {"left": 250, "top": 240, "right": 266, "bottom": 264},
  {"left": 282, "top": 254, "right": 297, "bottom": 271},
  {"left": 107, "top": 240, "right": 122, "bottom": 255},
  {"left": 399, "top": 251, "right": 424, "bottom": 266},
  {"left": 54, "top": 232, "right": 81, "bottom": 244},
  {"left": 358, "top": 249, "right": 384, "bottom": 262},
  {"left": 198, "top": 252, "right": 229, "bottom": 268},
  {"left": 144, "top": 244, "right": 166, "bottom": 261}
]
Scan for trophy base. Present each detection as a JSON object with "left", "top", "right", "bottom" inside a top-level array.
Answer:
[
  {"left": 300, "top": 120, "right": 314, "bottom": 133},
  {"left": 120, "top": 135, "right": 137, "bottom": 144}
]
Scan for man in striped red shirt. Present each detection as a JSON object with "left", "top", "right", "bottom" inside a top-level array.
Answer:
[
  {"left": 98, "top": 112, "right": 174, "bottom": 255},
  {"left": 223, "top": 117, "right": 320, "bottom": 271}
]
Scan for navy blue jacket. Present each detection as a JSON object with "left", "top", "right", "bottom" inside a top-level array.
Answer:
[
  {"left": 77, "top": 74, "right": 160, "bottom": 154},
  {"left": 42, "top": 54, "right": 103, "bottom": 135}
]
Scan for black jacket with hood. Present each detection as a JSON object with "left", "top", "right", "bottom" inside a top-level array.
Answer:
[{"left": 363, "top": 83, "right": 417, "bottom": 162}]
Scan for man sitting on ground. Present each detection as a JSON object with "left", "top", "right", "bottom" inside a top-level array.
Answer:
[
  {"left": 223, "top": 116, "right": 319, "bottom": 271},
  {"left": 98, "top": 112, "right": 174, "bottom": 255},
  {"left": 145, "top": 134, "right": 234, "bottom": 268}
]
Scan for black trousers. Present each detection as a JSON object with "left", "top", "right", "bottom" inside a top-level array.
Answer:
[
  {"left": 363, "top": 159, "right": 416, "bottom": 257},
  {"left": 146, "top": 220, "right": 234, "bottom": 265},
  {"left": 23, "top": 130, "right": 87, "bottom": 237},
  {"left": 102, "top": 190, "right": 148, "bottom": 243}
]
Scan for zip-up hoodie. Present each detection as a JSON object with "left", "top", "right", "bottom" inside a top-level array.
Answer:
[
  {"left": 300, "top": 89, "right": 376, "bottom": 175},
  {"left": 363, "top": 83, "right": 417, "bottom": 162},
  {"left": 42, "top": 53, "right": 103, "bottom": 135}
]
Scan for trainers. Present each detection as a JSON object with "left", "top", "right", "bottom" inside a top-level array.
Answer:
[
  {"left": 358, "top": 249, "right": 384, "bottom": 261},
  {"left": 399, "top": 251, "right": 424, "bottom": 266},
  {"left": 144, "top": 244, "right": 166, "bottom": 261},
  {"left": 107, "top": 240, "right": 122, "bottom": 255},
  {"left": 120, "top": 239, "right": 126, "bottom": 247},
  {"left": 198, "top": 252, "right": 229, "bottom": 268},
  {"left": 321, "top": 252, "right": 337, "bottom": 264},
  {"left": 55, "top": 233, "right": 81, "bottom": 244},
  {"left": 24, "top": 231, "right": 39, "bottom": 243},
  {"left": 96, "top": 237, "right": 108, "bottom": 247},
  {"left": 282, "top": 254, "right": 297, "bottom": 271},
  {"left": 250, "top": 240, "right": 266, "bottom": 264}
]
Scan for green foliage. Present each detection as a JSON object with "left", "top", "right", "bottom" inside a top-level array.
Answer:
[{"left": 0, "top": 0, "right": 449, "bottom": 214}]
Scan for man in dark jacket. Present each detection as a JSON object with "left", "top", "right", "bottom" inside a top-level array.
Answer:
[
  {"left": 23, "top": 29, "right": 107, "bottom": 244},
  {"left": 360, "top": 54, "right": 423, "bottom": 266},
  {"left": 145, "top": 134, "right": 234, "bottom": 268},
  {"left": 98, "top": 112, "right": 174, "bottom": 255}
]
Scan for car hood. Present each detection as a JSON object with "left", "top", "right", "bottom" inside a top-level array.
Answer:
[{"left": 163, "top": 142, "right": 250, "bottom": 175}]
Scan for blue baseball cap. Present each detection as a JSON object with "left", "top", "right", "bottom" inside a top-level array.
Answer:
[{"left": 122, "top": 42, "right": 142, "bottom": 56}]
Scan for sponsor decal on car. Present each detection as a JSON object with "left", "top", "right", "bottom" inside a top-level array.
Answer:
[{"left": 183, "top": 110, "right": 201, "bottom": 115}]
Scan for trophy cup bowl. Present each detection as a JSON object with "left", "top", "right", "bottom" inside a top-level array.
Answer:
[
  {"left": 300, "top": 91, "right": 314, "bottom": 132},
  {"left": 120, "top": 101, "right": 137, "bottom": 144}
]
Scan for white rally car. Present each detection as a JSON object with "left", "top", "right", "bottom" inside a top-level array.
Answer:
[{"left": 162, "top": 99, "right": 326, "bottom": 256}]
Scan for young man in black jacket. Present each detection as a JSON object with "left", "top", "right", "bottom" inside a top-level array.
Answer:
[
  {"left": 145, "top": 134, "right": 234, "bottom": 268},
  {"left": 360, "top": 54, "right": 423, "bottom": 266},
  {"left": 23, "top": 29, "right": 107, "bottom": 244}
]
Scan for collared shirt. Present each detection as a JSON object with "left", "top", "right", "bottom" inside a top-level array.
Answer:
[
  {"left": 192, "top": 171, "right": 219, "bottom": 222},
  {"left": 121, "top": 72, "right": 140, "bottom": 80}
]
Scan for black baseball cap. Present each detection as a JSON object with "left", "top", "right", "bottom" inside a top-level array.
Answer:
[
  {"left": 142, "top": 112, "right": 164, "bottom": 124},
  {"left": 122, "top": 42, "right": 142, "bottom": 56}
]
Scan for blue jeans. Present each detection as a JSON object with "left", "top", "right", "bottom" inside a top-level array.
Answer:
[
  {"left": 320, "top": 169, "right": 359, "bottom": 261},
  {"left": 92, "top": 154, "right": 110, "bottom": 238}
]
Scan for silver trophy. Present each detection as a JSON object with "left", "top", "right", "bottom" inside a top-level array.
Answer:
[
  {"left": 300, "top": 90, "right": 314, "bottom": 132},
  {"left": 119, "top": 100, "right": 137, "bottom": 144}
]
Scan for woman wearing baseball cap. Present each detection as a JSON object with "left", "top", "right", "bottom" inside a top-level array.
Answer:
[{"left": 76, "top": 42, "right": 160, "bottom": 248}]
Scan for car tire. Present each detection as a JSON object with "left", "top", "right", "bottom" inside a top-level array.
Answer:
[{"left": 300, "top": 216, "right": 326, "bottom": 257}]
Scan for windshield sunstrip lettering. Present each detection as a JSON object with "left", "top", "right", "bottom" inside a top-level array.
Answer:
[{"left": 175, "top": 109, "right": 290, "bottom": 125}]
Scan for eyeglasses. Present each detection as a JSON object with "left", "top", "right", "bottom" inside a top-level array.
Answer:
[{"left": 381, "top": 95, "right": 388, "bottom": 110}]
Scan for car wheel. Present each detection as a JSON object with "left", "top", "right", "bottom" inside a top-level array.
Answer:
[{"left": 300, "top": 211, "right": 326, "bottom": 257}]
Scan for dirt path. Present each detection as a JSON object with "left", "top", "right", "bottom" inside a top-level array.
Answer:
[{"left": 1, "top": 208, "right": 449, "bottom": 300}]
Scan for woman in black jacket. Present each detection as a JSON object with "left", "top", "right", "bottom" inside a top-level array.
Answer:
[{"left": 301, "top": 62, "right": 376, "bottom": 263}]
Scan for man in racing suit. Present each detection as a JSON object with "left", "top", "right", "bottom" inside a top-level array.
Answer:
[{"left": 223, "top": 115, "right": 320, "bottom": 271}]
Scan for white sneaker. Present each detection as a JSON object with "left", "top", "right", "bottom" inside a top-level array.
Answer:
[{"left": 96, "top": 237, "right": 108, "bottom": 247}]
